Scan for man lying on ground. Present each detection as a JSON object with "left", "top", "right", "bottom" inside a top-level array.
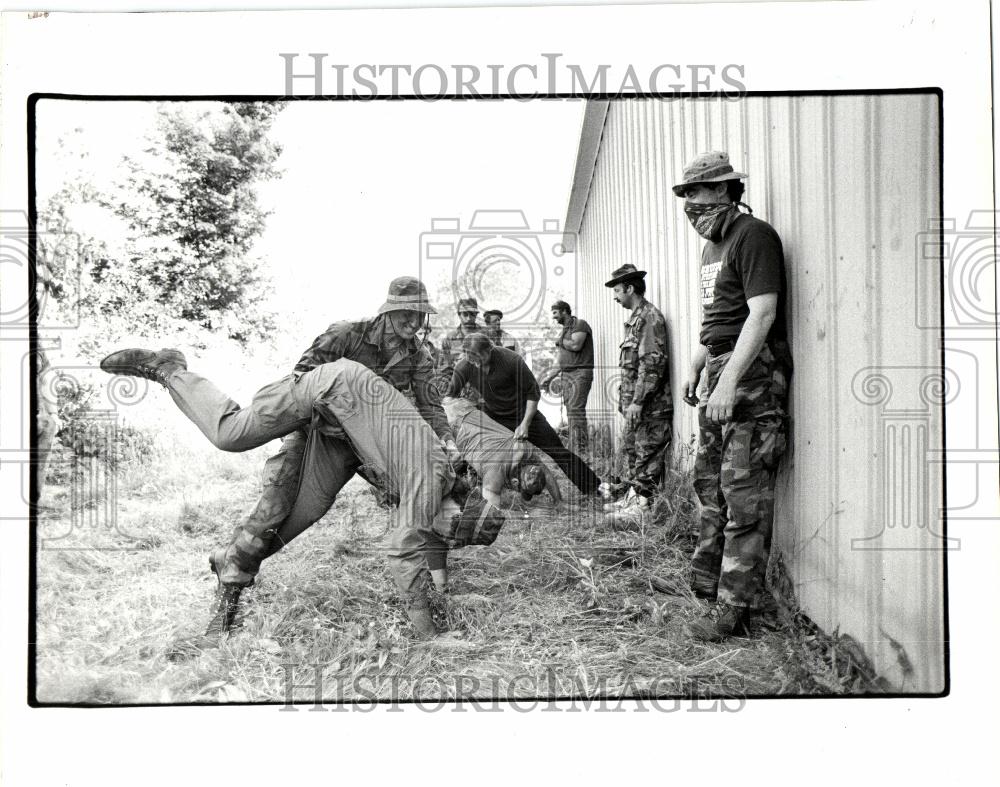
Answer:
[
  {"left": 444, "top": 396, "right": 562, "bottom": 510},
  {"left": 100, "top": 349, "right": 502, "bottom": 641},
  {"left": 446, "top": 333, "right": 604, "bottom": 498}
]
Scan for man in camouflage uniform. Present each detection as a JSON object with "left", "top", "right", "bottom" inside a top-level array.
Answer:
[
  {"left": 604, "top": 264, "right": 673, "bottom": 517},
  {"left": 436, "top": 297, "right": 483, "bottom": 401},
  {"left": 101, "top": 277, "right": 460, "bottom": 638},
  {"left": 672, "top": 151, "right": 792, "bottom": 641}
]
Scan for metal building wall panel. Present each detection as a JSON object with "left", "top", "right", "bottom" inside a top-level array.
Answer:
[{"left": 572, "top": 94, "right": 943, "bottom": 691}]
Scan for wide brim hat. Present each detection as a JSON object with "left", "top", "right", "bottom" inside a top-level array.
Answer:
[
  {"left": 604, "top": 263, "right": 647, "bottom": 288},
  {"left": 377, "top": 276, "right": 437, "bottom": 315},
  {"left": 672, "top": 150, "right": 747, "bottom": 197}
]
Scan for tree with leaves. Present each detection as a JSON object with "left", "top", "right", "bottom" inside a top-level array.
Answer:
[{"left": 39, "top": 101, "right": 284, "bottom": 349}]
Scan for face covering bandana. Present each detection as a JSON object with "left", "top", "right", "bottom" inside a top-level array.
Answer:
[{"left": 684, "top": 201, "right": 743, "bottom": 241}]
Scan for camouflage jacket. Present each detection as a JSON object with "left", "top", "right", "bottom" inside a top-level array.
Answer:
[
  {"left": 294, "top": 317, "right": 454, "bottom": 442},
  {"left": 437, "top": 324, "right": 480, "bottom": 374},
  {"left": 436, "top": 324, "right": 483, "bottom": 401},
  {"left": 618, "top": 299, "right": 672, "bottom": 417}
]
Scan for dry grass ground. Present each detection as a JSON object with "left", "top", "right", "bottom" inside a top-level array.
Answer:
[{"left": 35, "top": 432, "right": 864, "bottom": 705}]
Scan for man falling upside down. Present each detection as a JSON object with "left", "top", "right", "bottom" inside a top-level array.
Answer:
[{"left": 100, "top": 346, "right": 504, "bottom": 641}]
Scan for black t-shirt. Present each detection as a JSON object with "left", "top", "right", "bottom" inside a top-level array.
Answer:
[
  {"left": 556, "top": 317, "right": 594, "bottom": 371},
  {"left": 447, "top": 346, "right": 540, "bottom": 421},
  {"left": 699, "top": 213, "right": 787, "bottom": 347}
]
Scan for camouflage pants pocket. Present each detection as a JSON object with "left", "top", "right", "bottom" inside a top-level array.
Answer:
[{"left": 757, "top": 414, "right": 788, "bottom": 472}]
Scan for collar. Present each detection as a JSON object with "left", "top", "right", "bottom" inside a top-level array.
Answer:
[
  {"left": 625, "top": 299, "right": 648, "bottom": 326},
  {"left": 364, "top": 315, "right": 418, "bottom": 355}
]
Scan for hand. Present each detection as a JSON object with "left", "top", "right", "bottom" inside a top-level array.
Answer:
[
  {"left": 443, "top": 439, "right": 461, "bottom": 462},
  {"left": 686, "top": 366, "right": 701, "bottom": 402},
  {"left": 513, "top": 424, "right": 529, "bottom": 441},
  {"left": 624, "top": 403, "right": 643, "bottom": 430},
  {"left": 705, "top": 376, "right": 738, "bottom": 424}
]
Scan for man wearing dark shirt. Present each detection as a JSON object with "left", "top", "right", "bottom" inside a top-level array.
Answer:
[
  {"left": 671, "top": 151, "right": 792, "bottom": 642},
  {"left": 541, "top": 300, "right": 595, "bottom": 454},
  {"left": 447, "top": 333, "right": 602, "bottom": 496}
]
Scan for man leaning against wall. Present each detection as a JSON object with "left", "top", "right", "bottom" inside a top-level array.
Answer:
[{"left": 669, "top": 151, "right": 793, "bottom": 642}]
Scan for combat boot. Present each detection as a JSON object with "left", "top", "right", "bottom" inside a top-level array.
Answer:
[
  {"left": 99, "top": 347, "right": 187, "bottom": 386},
  {"left": 650, "top": 574, "right": 718, "bottom": 602},
  {"left": 203, "top": 584, "right": 245, "bottom": 639},
  {"left": 165, "top": 582, "right": 245, "bottom": 660},
  {"left": 687, "top": 603, "right": 751, "bottom": 642}
]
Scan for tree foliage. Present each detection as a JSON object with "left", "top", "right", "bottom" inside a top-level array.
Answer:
[{"left": 38, "top": 101, "right": 285, "bottom": 351}]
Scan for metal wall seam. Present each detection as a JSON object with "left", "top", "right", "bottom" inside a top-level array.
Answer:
[{"left": 570, "top": 94, "right": 944, "bottom": 692}]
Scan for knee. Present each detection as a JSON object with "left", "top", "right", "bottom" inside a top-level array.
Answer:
[{"left": 214, "top": 436, "right": 248, "bottom": 452}]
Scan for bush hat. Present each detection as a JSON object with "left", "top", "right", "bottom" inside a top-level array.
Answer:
[
  {"left": 377, "top": 277, "right": 437, "bottom": 315},
  {"left": 604, "top": 263, "right": 647, "bottom": 288},
  {"left": 672, "top": 151, "right": 747, "bottom": 197}
]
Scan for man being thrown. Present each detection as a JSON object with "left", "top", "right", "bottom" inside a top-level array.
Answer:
[
  {"left": 100, "top": 277, "right": 462, "bottom": 639},
  {"left": 101, "top": 349, "right": 503, "bottom": 640},
  {"left": 446, "top": 332, "right": 602, "bottom": 498}
]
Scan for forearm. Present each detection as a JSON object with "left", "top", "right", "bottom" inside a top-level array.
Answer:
[
  {"left": 482, "top": 475, "right": 505, "bottom": 508},
  {"left": 414, "top": 378, "right": 456, "bottom": 443},
  {"left": 519, "top": 399, "right": 538, "bottom": 432},
  {"left": 718, "top": 310, "right": 774, "bottom": 387},
  {"left": 691, "top": 344, "right": 708, "bottom": 377}
]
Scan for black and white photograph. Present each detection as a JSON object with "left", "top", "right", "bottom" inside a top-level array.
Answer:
[{"left": 1, "top": 1, "right": 996, "bottom": 784}]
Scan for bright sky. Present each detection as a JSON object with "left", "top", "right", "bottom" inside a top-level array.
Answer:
[{"left": 35, "top": 98, "right": 587, "bottom": 352}]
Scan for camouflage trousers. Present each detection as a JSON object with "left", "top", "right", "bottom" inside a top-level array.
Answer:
[
  {"left": 620, "top": 409, "right": 673, "bottom": 500},
  {"left": 691, "top": 343, "right": 790, "bottom": 609}
]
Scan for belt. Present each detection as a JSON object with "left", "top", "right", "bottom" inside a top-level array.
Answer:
[{"left": 707, "top": 340, "right": 736, "bottom": 357}]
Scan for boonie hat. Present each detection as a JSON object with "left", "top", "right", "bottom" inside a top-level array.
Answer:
[
  {"left": 457, "top": 298, "right": 480, "bottom": 313},
  {"left": 672, "top": 151, "right": 747, "bottom": 197},
  {"left": 377, "top": 277, "right": 437, "bottom": 315}
]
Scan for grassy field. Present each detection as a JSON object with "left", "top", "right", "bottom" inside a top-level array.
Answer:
[{"left": 34, "top": 427, "right": 864, "bottom": 705}]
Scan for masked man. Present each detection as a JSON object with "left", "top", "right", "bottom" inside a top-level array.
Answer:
[{"left": 673, "top": 151, "right": 792, "bottom": 641}]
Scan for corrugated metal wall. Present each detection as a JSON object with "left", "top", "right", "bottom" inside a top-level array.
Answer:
[{"left": 571, "top": 94, "right": 944, "bottom": 692}]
